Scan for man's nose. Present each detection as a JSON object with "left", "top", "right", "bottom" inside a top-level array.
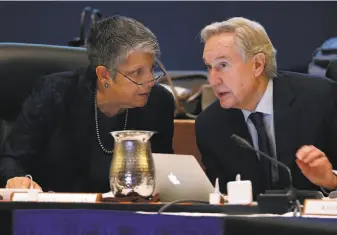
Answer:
[{"left": 208, "top": 69, "right": 222, "bottom": 86}]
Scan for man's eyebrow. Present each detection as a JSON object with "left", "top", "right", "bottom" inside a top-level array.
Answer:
[
  {"left": 203, "top": 55, "right": 230, "bottom": 64},
  {"left": 214, "top": 55, "right": 230, "bottom": 60}
]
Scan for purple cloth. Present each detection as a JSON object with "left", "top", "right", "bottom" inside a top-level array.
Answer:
[{"left": 13, "top": 209, "right": 224, "bottom": 235}]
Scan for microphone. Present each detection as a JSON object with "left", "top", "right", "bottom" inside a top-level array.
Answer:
[
  {"left": 231, "top": 134, "right": 324, "bottom": 213},
  {"left": 230, "top": 134, "right": 293, "bottom": 191}
]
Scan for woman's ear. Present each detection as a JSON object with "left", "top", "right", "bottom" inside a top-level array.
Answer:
[{"left": 96, "top": 66, "right": 112, "bottom": 86}]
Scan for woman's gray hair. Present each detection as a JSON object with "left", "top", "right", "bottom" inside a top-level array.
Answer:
[
  {"left": 86, "top": 15, "right": 160, "bottom": 78},
  {"left": 200, "top": 17, "right": 277, "bottom": 79}
]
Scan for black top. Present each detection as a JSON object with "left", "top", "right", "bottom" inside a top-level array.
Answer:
[
  {"left": 87, "top": 109, "right": 124, "bottom": 193},
  {"left": 0, "top": 67, "right": 175, "bottom": 192},
  {"left": 196, "top": 71, "right": 337, "bottom": 197}
]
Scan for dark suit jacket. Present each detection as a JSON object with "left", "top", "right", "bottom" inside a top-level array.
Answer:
[
  {"left": 0, "top": 67, "right": 175, "bottom": 192},
  {"left": 196, "top": 71, "right": 337, "bottom": 197}
]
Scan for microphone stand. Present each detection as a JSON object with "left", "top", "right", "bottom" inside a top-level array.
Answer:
[
  {"left": 231, "top": 134, "right": 297, "bottom": 214},
  {"left": 231, "top": 134, "right": 324, "bottom": 214},
  {"left": 258, "top": 187, "right": 296, "bottom": 214}
]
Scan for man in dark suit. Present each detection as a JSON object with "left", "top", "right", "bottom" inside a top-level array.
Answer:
[{"left": 196, "top": 17, "right": 337, "bottom": 197}]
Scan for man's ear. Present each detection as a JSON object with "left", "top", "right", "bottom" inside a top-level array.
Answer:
[
  {"left": 96, "top": 66, "right": 112, "bottom": 85},
  {"left": 252, "top": 53, "right": 266, "bottom": 77}
]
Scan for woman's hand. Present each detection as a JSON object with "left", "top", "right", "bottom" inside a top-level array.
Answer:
[{"left": 6, "top": 177, "right": 42, "bottom": 190}]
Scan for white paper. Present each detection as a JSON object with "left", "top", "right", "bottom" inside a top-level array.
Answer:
[{"left": 12, "top": 192, "right": 99, "bottom": 203}]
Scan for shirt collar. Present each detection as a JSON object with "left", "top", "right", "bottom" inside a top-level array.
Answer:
[{"left": 242, "top": 79, "right": 273, "bottom": 122}]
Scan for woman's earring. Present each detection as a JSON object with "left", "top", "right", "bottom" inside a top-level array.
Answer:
[{"left": 104, "top": 83, "right": 109, "bottom": 88}]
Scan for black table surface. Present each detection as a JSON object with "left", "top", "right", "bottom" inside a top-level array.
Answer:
[{"left": 0, "top": 200, "right": 260, "bottom": 214}]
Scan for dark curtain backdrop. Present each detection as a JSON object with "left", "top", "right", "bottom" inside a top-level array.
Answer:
[{"left": 0, "top": 1, "right": 336, "bottom": 73}]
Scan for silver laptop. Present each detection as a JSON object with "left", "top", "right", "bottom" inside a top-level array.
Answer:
[{"left": 152, "top": 153, "right": 215, "bottom": 202}]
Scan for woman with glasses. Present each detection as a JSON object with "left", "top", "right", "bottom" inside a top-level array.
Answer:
[{"left": 0, "top": 16, "right": 174, "bottom": 193}]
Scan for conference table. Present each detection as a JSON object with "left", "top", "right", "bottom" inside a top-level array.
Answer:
[{"left": 1, "top": 200, "right": 337, "bottom": 235}]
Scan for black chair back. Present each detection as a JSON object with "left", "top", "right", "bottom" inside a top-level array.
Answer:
[
  {"left": 0, "top": 43, "right": 88, "bottom": 121},
  {"left": 0, "top": 43, "right": 88, "bottom": 149}
]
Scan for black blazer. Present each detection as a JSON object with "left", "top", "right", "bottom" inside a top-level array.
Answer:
[
  {"left": 196, "top": 71, "right": 337, "bottom": 197},
  {"left": 0, "top": 67, "right": 175, "bottom": 192}
]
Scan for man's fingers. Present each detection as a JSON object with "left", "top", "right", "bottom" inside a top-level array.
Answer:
[
  {"left": 296, "top": 145, "right": 313, "bottom": 161},
  {"left": 308, "top": 157, "right": 329, "bottom": 168},
  {"left": 302, "top": 148, "right": 323, "bottom": 164}
]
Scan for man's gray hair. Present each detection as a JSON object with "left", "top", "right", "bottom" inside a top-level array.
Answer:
[
  {"left": 201, "top": 17, "right": 277, "bottom": 79},
  {"left": 87, "top": 15, "right": 160, "bottom": 78}
]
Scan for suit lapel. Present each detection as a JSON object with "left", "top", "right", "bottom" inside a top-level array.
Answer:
[
  {"left": 273, "top": 73, "right": 299, "bottom": 171},
  {"left": 228, "top": 109, "right": 254, "bottom": 146}
]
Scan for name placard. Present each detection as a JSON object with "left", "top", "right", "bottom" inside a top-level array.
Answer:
[
  {"left": 12, "top": 192, "right": 102, "bottom": 203},
  {"left": 304, "top": 199, "right": 337, "bottom": 216},
  {"left": 0, "top": 188, "right": 42, "bottom": 200}
]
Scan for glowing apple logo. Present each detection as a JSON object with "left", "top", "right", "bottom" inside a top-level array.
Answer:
[{"left": 168, "top": 172, "right": 180, "bottom": 185}]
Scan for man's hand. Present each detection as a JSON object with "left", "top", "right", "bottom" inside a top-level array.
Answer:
[
  {"left": 296, "top": 145, "right": 337, "bottom": 190},
  {"left": 6, "top": 177, "right": 42, "bottom": 190}
]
